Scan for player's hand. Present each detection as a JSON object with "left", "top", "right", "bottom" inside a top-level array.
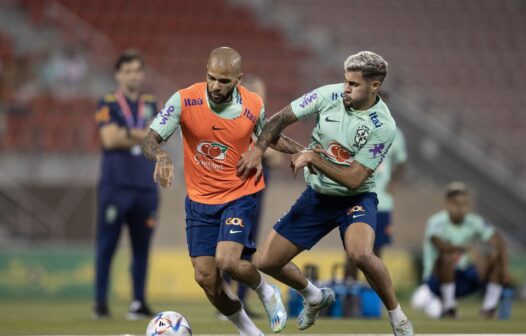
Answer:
[
  {"left": 237, "top": 147, "right": 264, "bottom": 180},
  {"left": 312, "top": 144, "right": 324, "bottom": 154},
  {"left": 154, "top": 152, "right": 174, "bottom": 188},
  {"left": 291, "top": 149, "right": 316, "bottom": 178}
]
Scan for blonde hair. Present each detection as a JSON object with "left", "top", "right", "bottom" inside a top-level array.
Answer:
[
  {"left": 344, "top": 51, "right": 388, "bottom": 82},
  {"left": 445, "top": 181, "right": 469, "bottom": 199}
]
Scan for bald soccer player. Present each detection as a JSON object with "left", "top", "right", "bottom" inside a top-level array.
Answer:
[
  {"left": 141, "top": 47, "right": 305, "bottom": 335},
  {"left": 238, "top": 51, "right": 414, "bottom": 335}
]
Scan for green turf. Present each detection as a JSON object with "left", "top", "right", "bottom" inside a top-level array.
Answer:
[{"left": 0, "top": 297, "right": 524, "bottom": 335}]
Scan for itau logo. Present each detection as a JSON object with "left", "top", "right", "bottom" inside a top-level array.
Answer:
[
  {"left": 326, "top": 141, "right": 354, "bottom": 164},
  {"left": 196, "top": 141, "right": 228, "bottom": 160}
]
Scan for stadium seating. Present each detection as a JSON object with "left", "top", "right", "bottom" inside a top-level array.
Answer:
[
  {"left": 3, "top": 0, "right": 524, "bottom": 179},
  {"left": 269, "top": 0, "right": 526, "bottom": 178},
  {"left": 0, "top": 0, "right": 308, "bottom": 152}
]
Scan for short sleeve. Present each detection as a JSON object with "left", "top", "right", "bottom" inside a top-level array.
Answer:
[
  {"left": 95, "top": 98, "right": 118, "bottom": 128},
  {"left": 253, "top": 106, "right": 266, "bottom": 137},
  {"left": 353, "top": 124, "right": 396, "bottom": 170},
  {"left": 425, "top": 217, "right": 443, "bottom": 238},
  {"left": 392, "top": 129, "right": 408, "bottom": 165},
  {"left": 291, "top": 88, "right": 326, "bottom": 120},
  {"left": 150, "top": 92, "right": 182, "bottom": 140},
  {"left": 475, "top": 218, "right": 495, "bottom": 242}
]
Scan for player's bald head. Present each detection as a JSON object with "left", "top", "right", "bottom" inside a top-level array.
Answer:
[{"left": 207, "top": 47, "right": 242, "bottom": 76}]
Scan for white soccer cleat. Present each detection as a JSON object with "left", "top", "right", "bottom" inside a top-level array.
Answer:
[
  {"left": 410, "top": 284, "right": 432, "bottom": 310},
  {"left": 411, "top": 284, "right": 442, "bottom": 319},
  {"left": 391, "top": 318, "right": 414, "bottom": 336},
  {"left": 297, "top": 287, "right": 335, "bottom": 330},
  {"left": 261, "top": 285, "right": 287, "bottom": 333}
]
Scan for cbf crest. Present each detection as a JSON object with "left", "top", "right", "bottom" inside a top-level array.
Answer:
[{"left": 354, "top": 125, "right": 370, "bottom": 149}]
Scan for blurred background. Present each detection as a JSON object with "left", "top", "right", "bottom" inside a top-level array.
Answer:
[{"left": 0, "top": 0, "right": 525, "bottom": 325}]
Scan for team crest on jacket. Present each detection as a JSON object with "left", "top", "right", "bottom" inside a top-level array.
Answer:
[{"left": 354, "top": 125, "right": 370, "bottom": 149}]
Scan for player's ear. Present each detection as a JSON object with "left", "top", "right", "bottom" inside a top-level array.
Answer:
[
  {"left": 237, "top": 73, "right": 244, "bottom": 86},
  {"left": 371, "top": 80, "right": 381, "bottom": 93}
]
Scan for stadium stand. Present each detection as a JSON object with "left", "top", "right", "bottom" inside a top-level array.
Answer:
[
  {"left": 267, "top": 0, "right": 526, "bottom": 178},
  {"left": 0, "top": 0, "right": 525, "bottom": 247},
  {"left": 0, "top": 0, "right": 308, "bottom": 152}
]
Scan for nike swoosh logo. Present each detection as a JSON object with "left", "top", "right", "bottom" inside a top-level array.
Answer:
[
  {"left": 325, "top": 116, "right": 339, "bottom": 122},
  {"left": 352, "top": 214, "right": 366, "bottom": 219},
  {"left": 229, "top": 229, "right": 243, "bottom": 234},
  {"left": 212, "top": 126, "right": 226, "bottom": 130}
]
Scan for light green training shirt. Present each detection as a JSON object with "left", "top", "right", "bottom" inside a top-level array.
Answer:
[
  {"left": 150, "top": 87, "right": 265, "bottom": 141},
  {"left": 422, "top": 210, "right": 495, "bottom": 280},
  {"left": 374, "top": 128, "right": 408, "bottom": 212},
  {"left": 291, "top": 83, "right": 397, "bottom": 196}
]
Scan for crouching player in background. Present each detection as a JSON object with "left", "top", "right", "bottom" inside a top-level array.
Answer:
[{"left": 412, "top": 182, "right": 512, "bottom": 319}]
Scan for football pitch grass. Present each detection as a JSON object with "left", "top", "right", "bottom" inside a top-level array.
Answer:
[{"left": 0, "top": 298, "right": 525, "bottom": 335}]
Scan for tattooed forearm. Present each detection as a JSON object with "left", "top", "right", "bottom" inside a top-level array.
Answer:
[
  {"left": 141, "top": 130, "right": 164, "bottom": 161},
  {"left": 255, "top": 105, "right": 298, "bottom": 151},
  {"left": 269, "top": 134, "right": 305, "bottom": 154}
]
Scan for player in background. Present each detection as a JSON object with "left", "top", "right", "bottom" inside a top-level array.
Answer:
[
  {"left": 238, "top": 51, "right": 414, "bottom": 335},
  {"left": 220, "top": 74, "right": 284, "bottom": 319},
  {"left": 412, "top": 182, "right": 511, "bottom": 319},
  {"left": 345, "top": 114, "right": 408, "bottom": 279},
  {"left": 141, "top": 47, "right": 304, "bottom": 335},
  {"left": 94, "top": 50, "right": 158, "bottom": 320}
]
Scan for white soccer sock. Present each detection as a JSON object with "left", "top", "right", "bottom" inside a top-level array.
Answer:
[
  {"left": 388, "top": 304, "right": 408, "bottom": 326},
  {"left": 226, "top": 307, "right": 261, "bottom": 336},
  {"left": 482, "top": 282, "right": 503, "bottom": 311},
  {"left": 298, "top": 280, "right": 323, "bottom": 305},
  {"left": 254, "top": 276, "right": 276, "bottom": 303},
  {"left": 440, "top": 283, "right": 457, "bottom": 310}
]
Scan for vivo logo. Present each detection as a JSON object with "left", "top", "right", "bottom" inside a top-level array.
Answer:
[
  {"left": 299, "top": 92, "right": 318, "bottom": 108},
  {"left": 159, "top": 105, "right": 175, "bottom": 125}
]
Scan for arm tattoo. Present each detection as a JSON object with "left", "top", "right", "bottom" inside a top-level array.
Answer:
[
  {"left": 270, "top": 134, "right": 305, "bottom": 154},
  {"left": 141, "top": 130, "right": 163, "bottom": 161},
  {"left": 255, "top": 105, "right": 297, "bottom": 151}
]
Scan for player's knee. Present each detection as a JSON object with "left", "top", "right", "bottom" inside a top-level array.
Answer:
[
  {"left": 349, "top": 250, "right": 375, "bottom": 270},
  {"left": 215, "top": 254, "right": 240, "bottom": 275},
  {"left": 194, "top": 268, "right": 216, "bottom": 292},
  {"left": 253, "top": 254, "right": 276, "bottom": 274},
  {"left": 438, "top": 252, "right": 457, "bottom": 267}
]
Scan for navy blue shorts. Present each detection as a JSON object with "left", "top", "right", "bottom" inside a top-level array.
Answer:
[
  {"left": 426, "top": 265, "right": 483, "bottom": 298},
  {"left": 373, "top": 211, "right": 392, "bottom": 250},
  {"left": 185, "top": 193, "right": 258, "bottom": 258},
  {"left": 274, "top": 187, "right": 378, "bottom": 250}
]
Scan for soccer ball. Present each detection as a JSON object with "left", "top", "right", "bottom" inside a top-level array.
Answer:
[{"left": 146, "top": 311, "right": 192, "bottom": 336}]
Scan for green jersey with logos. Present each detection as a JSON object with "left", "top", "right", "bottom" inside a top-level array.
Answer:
[
  {"left": 422, "top": 210, "right": 495, "bottom": 280},
  {"left": 151, "top": 87, "right": 265, "bottom": 140},
  {"left": 374, "top": 128, "right": 408, "bottom": 212},
  {"left": 291, "top": 83, "right": 396, "bottom": 196}
]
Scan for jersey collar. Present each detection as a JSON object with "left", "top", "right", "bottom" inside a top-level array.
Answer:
[
  {"left": 346, "top": 96, "right": 381, "bottom": 113},
  {"left": 206, "top": 87, "right": 239, "bottom": 113}
]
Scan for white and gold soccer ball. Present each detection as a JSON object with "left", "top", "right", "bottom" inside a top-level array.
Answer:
[{"left": 146, "top": 311, "right": 192, "bottom": 336}]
